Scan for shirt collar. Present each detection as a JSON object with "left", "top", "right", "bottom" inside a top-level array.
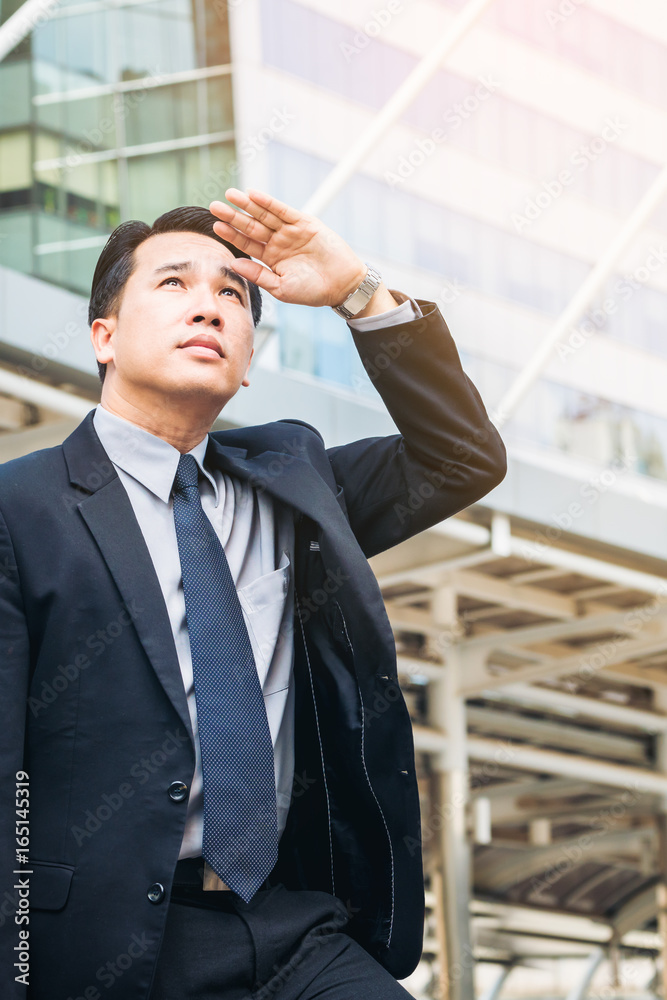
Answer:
[{"left": 92, "top": 403, "right": 219, "bottom": 506}]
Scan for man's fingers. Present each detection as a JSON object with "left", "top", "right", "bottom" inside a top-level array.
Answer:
[
  {"left": 223, "top": 188, "right": 284, "bottom": 231},
  {"left": 247, "top": 188, "right": 302, "bottom": 226},
  {"left": 230, "top": 256, "right": 282, "bottom": 296},
  {"left": 209, "top": 199, "right": 273, "bottom": 244},
  {"left": 228, "top": 187, "right": 302, "bottom": 229},
  {"left": 211, "top": 220, "right": 267, "bottom": 260}
]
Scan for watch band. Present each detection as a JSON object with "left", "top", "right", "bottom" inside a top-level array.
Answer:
[{"left": 332, "top": 265, "right": 382, "bottom": 319}]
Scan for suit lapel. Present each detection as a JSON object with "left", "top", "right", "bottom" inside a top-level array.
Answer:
[
  {"left": 77, "top": 477, "right": 195, "bottom": 742},
  {"left": 62, "top": 410, "right": 349, "bottom": 741},
  {"left": 204, "top": 433, "right": 350, "bottom": 528}
]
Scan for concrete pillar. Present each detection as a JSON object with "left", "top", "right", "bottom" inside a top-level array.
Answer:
[
  {"left": 428, "top": 584, "right": 475, "bottom": 1000},
  {"left": 654, "top": 693, "right": 667, "bottom": 998}
]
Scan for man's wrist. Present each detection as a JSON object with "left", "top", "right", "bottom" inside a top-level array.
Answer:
[
  {"left": 352, "top": 282, "right": 400, "bottom": 319},
  {"left": 332, "top": 264, "right": 386, "bottom": 319}
]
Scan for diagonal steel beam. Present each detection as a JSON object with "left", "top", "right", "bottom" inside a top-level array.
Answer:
[
  {"left": 461, "top": 628, "right": 667, "bottom": 695},
  {"left": 611, "top": 885, "right": 659, "bottom": 937},
  {"left": 493, "top": 162, "right": 667, "bottom": 428},
  {"left": 301, "top": 0, "right": 496, "bottom": 216},
  {"left": 461, "top": 606, "right": 660, "bottom": 652},
  {"left": 485, "top": 682, "right": 667, "bottom": 733},
  {"left": 0, "top": 0, "right": 59, "bottom": 64}
]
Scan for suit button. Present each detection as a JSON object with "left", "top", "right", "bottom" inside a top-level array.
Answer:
[
  {"left": 168, "top": 781, "right": 188, "bottom": 802},
  {"left": 147, "top": 883, "right": 165, "bottom": 904}
]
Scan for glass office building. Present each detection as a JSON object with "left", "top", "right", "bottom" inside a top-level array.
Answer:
[
  {"left": 0, "top": 0, "right": 236, "bottom": 294},
  {"left": 243, "top": 0, "right": 667, "bottom": 485}
]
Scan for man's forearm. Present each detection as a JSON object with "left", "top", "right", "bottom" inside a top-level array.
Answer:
[{"left": 352, "top": 281, "right": 401, "bottom": 319}]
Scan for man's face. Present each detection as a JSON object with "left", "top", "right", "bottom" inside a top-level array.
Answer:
[{"left": 92, "top": 231, "right": 255, "bottom": 409}]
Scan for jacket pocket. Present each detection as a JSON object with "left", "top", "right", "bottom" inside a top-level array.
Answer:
[
  {"left": 29, "top": 859, "right": 76, "bottom": 910},
  {"left": 238, "top": 550, "right": 292, "bottom": 690}
]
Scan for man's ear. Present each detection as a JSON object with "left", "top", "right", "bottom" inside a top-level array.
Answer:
[
  {"left": 241, "top": 346, "right": 254, "bottom": 388},
  {"left": 90, "top": 316, "right": 116, "bottom": 366}
]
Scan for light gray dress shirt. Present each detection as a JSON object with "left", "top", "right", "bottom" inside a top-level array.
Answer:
[{"left": 91, "top": 293, "right": 422, "bottom": 860}]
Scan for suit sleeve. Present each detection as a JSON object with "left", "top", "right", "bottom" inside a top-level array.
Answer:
[
  {"left": 0, "top": 507, "right": 31, "bottom": 998},
  {"left": 325, "top": 299, "right": 507, "bottom": 558}
]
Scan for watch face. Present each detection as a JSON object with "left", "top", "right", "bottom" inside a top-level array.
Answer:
[{"left": 333, "top": 268, "right": 381, "bottom": 318}]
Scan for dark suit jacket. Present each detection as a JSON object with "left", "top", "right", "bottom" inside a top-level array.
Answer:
[{"left": 0, "top": 300, "right": 506, "bottom": 998}]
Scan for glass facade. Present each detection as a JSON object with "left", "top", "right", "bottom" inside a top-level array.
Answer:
[
  {"left": 257, "top": 0, "right": 667, "bottom": 485},
  {"left": 0, "top": 0, "right": 236, "bottom": 295}
]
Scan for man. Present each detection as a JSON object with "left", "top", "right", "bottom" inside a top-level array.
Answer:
[{"left": 0, "top": 188, "right": 506, "bottom": 999}]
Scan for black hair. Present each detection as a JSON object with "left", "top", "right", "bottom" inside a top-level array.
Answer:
[{"left": 88, "top": 206, "right": 262, "bottom": 384}]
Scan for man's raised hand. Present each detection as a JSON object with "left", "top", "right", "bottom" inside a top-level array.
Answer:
[{"left": 209, "top": 188, "right": 368, "bottom": 309}]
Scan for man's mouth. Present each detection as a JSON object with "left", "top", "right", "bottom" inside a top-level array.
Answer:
[{"left": 179, "top": 335, "right": 223, "bottom": 358}]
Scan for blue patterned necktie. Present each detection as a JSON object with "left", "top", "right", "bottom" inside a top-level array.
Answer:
[{"left": 171, "top": 453, "right": 279, "bottom": 902}]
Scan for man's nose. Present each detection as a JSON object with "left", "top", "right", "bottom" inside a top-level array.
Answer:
[
  {"left": 192, "top": 312, "right": 221, "bottom": 328},
  {"left": 189, "top": 290, "right": 223, "bottom": 327}
]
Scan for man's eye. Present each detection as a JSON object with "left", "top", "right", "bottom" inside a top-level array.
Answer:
[
  {"left": 221, "top": 286, "right": 242, "bottom": 300},
  {"left": 160, "top": 277, "right": 181, "bottom": 287}
]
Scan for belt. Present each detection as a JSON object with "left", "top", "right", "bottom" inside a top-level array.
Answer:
[{"left": 173, "top": 856, "right": 232, "bottom": 891}]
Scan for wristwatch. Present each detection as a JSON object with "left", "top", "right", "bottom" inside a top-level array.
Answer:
[{"left": 332, "top": 264, "right": 382, "bottom": 320}]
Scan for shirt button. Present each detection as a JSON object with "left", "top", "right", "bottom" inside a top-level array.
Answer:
[
  {"left": 168, "top": 781, "right": 189, "bottom": 802},
  {"left": 147, "top": 883, "right": 165, "bottom": 904}
]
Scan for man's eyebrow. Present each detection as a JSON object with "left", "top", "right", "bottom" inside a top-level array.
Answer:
[
  {"left": 219, "top": 264, "right": 249, "bottom": 297},
  {"left": 153, "top": 260, "right": 249, "bottom": 297},
  {"left": 153, "top": 261, "right": 194, "bottom": 275}
]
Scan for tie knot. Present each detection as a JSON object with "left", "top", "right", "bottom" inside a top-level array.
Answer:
[{"left": 173, "top": 453, "right": 200, "bottom": 495}]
